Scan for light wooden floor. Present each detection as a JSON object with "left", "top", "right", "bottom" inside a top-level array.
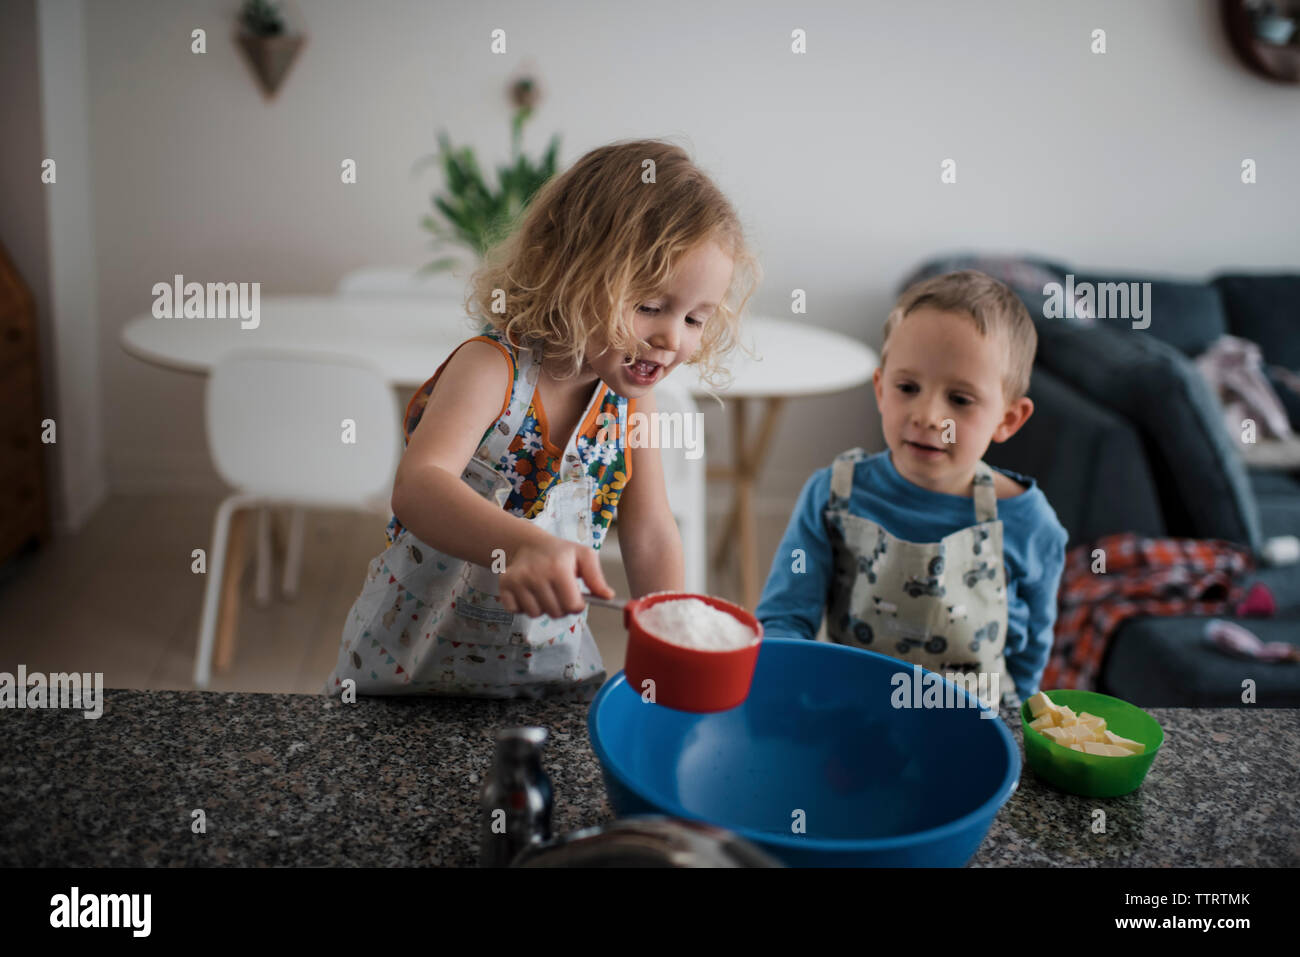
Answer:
[{"left": 0, "top": 494, "right": 789, "bottom": 694}]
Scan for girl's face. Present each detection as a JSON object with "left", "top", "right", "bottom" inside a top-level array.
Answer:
[{"left": 587, "top": 239, "right": 734, "bottom": 397}]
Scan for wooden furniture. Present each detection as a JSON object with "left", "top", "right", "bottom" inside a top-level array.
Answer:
[
  {"left": 0, "top": 242, "right": 51, "bottom": 566},
  {"left": 696, "top": 320, "right": 878, "bottom": 610}
]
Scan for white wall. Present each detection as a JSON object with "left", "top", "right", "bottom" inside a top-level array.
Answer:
[
  {"left": 64, "top": 0, "right": 1300, "bottom": 520},
  {"left": 38, "top": 0, "right": 109, "bottom": 533}
]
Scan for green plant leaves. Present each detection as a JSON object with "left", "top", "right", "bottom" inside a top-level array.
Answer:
[
  {"left": 419, "top": 115, "right": 562, "bottom": 273},
  {"left": 239, "top": 0, "right": 285, "bottom": 37},
  {"left": 416, "top": 257, "right": 462, "bottom": 276}
]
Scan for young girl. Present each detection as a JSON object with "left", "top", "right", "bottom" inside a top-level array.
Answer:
[{"left": 326, "top": 139, "right": 759, "bottom": 701}]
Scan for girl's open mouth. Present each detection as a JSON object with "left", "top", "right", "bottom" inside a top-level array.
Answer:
[{"left": 624, "top": 358, "right": 662, "bottom": 385}]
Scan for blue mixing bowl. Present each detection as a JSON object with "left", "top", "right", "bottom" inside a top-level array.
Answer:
[{"left": 588, "top": 638, "right": 1020, "bottom": 866}]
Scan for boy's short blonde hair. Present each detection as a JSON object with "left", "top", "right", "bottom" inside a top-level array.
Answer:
[
  {"left": 465, "top": 138, "right": 761, "bottom": 388},
  {"left": 881, "top": 270, "right": 1037, "bottom": 401}
]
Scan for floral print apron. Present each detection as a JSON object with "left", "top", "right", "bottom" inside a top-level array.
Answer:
[
  {"left": 324, "top": 337, "right": 628, "bottom": 701},
  {"left": 824, "top": 447, "right": 1020, "bottom": 710}
]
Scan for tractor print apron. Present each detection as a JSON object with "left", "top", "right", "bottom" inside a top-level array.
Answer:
[
  {"left": 324, "top": 337, "right": 628, "bottom": 701},
  {"left": 824, "top": 447, "right": 1020, "bottom": 710}
]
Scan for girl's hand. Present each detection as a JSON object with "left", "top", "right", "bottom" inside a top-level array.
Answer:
[{"left": 498, "top": 534, "right": 615, "bottom": 619}]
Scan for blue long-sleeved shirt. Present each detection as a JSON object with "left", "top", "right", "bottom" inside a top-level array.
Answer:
[{"left": 755, "top": 449, "right": 1069, "bottom": 700}]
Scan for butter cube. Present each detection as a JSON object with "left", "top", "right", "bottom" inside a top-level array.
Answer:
[
  {"left": 1081, "top": 741, "right": 1131, "bottom": 757},
  {"left": 1103, "top": 730, "right": 1145, "bottom": 755},
  {"left": 1060, "top": 714, "right": 1078, "bottom": 727},
  {"left": 1041, "top": 727, "right": 1073, "bottom": 746},
  {"left": 1069, "top": 744, "right": 1085, "bottom": 752},
  {"left": 1068, "top": 724, "right": 1100, "bottom": 744},
  {"left": 1057, "top": 705, "right": 1077, "bottom": 722},
  {"left": 1028, "top": 714, "right": 1056, "bottom": 732},
  {"left": 1050, "top": 725, "right": 1078, "bottom": 743},
  {"left": 1078, "top": 712, "right": 1106, "bottom": 732},
  {"left": 1027, "top": 692, "right": 1058, "bottom": 719}
]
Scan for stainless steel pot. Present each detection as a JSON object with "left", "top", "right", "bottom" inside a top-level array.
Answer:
[{"left": 511, "top": 815, "right": 782, "bottom": 867}]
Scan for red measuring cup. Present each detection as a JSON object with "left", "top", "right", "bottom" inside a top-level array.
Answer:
[{"left": 587, "top": 591, "right": 763, "bottom": 712}]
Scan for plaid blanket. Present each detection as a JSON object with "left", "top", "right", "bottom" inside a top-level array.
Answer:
[{"left": 1041, "top": 533, "right": 1255, "bottom": 691}]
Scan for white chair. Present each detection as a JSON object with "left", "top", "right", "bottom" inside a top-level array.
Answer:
[
  {"left": 312, "top": 265, "right": 458, "bottom": 612},
  {"left": 603, "top": 372, "right": 707, "bottom": 594},
  {"left": 335, "top": 265, "right": 469, "bottom": 300},
  {"left": 194, "top": 351, "right": 400, "bottom": 688}
]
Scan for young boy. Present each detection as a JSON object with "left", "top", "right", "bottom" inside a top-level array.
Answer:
[{"left": 756, "top": 270, "right": 1068, "bottom": 708}]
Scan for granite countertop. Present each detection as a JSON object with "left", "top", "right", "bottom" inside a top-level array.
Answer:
[{"left": 1, "top": 690, "right": 1296, "bottom": 867}]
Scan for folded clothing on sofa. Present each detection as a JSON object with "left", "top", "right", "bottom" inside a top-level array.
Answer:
[
  {"left": 1195, "top": 334, "right": 1293, "bottom": 440},
  {"left": 1044, "top": 532, "right": 1254, "bottom": 692}
]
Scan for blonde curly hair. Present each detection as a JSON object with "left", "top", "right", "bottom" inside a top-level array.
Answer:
[
  {"left": 463, "top": 137, "right": 761, "bottom": 389},
  {"left": 882, "top": 270, "right": 1037, "bottom": 401}
]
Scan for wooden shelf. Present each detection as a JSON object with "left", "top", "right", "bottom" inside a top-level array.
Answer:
[{"left": 0, "top": 240, "right": 51, "bottom": 564}]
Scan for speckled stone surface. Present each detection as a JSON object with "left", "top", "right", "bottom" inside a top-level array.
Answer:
[
  {"left": 1, "top": 691, "right": 1296, "bottom": 866},
  {"left": 970, "top": 703, "right": 1300, "bottom": 867}
]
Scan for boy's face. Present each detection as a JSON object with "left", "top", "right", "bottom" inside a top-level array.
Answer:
[
  {"left": 586, "top": 239, "right": 733, "bottom": 397},
  {"left": 873, "top": 306, "right": 1033, "bottom": 495}
]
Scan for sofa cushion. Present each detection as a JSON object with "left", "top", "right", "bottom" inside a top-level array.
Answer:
[
  {"left": 1265, "top": 367, "right": 1300, "bottom": 429},
  {"left": 1248, "top": 469, "right": 1300, "bottom": 542},
  {"left": 1074, "top": 273, "right": 1228, "bottom": 357},
  {"left": 1102, "top": 616, "right": 1300, "bottom": 707},
  {"left": 1034, "top": 318, "right": 1263, "bottom": 554},
  {"left": 1240, "top": 562, "right": 1300, "bottom": 617},
  {"left": 985, "top": 367, "right": 1165, "bottom": 547},
  {"left": 1249, "top": 469, "right": 1300, "bottom": 499},
  {"left": 1213, "top": 274, "right": 1300, "bottom": 369}
]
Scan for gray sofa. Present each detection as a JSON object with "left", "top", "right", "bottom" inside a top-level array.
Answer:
[{"left": 904, "top": 257, "right": 1300, "bottom": 707}]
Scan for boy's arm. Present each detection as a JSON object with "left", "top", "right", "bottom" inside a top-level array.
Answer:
[
  {"left": 756, "top": 469, "right": 835, "bottom": 638},
  {"left": 615, "top": 389, "right": 686, "bottom": 597},
  {"left": 1004, "top": 521, "right": 1069, "bottom": 700}
]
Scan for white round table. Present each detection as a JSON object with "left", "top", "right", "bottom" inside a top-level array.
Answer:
[{"left": 121, "top": 294, "right": 878, "bottom": 608}]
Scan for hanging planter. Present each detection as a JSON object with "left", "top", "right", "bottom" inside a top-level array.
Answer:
[{"left": 236, "top": 0, "right": 306, "bottom": 100}]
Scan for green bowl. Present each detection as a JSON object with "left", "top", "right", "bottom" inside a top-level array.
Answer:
[{"left": 1019, "top": 690, "right": 1164, "bottom": 798}]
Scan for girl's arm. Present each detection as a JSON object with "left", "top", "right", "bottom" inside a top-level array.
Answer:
[
  {"left": 391, "top": 340, "right": 530, "bottom": 568},
  {"left": 391, "top": 340, "right": 613, "bottom": 617},
  {"left": 614, "top": 387, "right": 687, "bottom": 597}
]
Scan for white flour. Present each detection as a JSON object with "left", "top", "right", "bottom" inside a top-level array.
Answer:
[{"left": 638, "top": 598, "right": 757, "bottom": 651}]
